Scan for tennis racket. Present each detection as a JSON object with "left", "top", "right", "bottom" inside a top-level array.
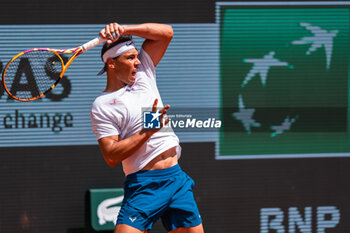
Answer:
[{"left": 2, "top": 36, "right": 108, "bottom": 101}]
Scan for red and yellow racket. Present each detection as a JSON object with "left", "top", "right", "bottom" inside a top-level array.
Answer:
[{"left": 2, "top": 36, "right": 107, "bottom": 101}]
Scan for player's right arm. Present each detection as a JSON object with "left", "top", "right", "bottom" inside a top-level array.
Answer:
[
  {"left": 98, "top": 130, "right": 152, "bottom": 167},
  {"left": 97, "top": 99, "right": 170, "bottom": 167}
]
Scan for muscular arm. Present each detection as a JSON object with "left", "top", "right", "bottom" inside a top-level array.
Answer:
[
  {"left": 101, "top": 23, "right": 173, "bottom": 67},
  {"left": 98, "top": 130, "right": 153, "bottom": 167},
  {"left": 97, "top": 99, "right": 170, "bottom": 167},
  {"left": 123, "top": 23, "right": 173, "bottom": 67}
]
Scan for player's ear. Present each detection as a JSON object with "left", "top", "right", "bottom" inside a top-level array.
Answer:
[{"left": 106, "top": 58, "right": 116, "bottom": 69}]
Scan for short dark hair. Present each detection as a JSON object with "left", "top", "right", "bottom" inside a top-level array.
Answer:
[{"left": 97, "top": 35, "right": 133, "bottom": 75}]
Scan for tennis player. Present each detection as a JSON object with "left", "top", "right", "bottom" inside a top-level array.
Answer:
[{"left": 90, "top": 23, "right": 204, "bottom": 233}]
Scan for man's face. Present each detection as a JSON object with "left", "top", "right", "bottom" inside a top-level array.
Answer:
[{"left": 112, "top": 48, "right": 141, "bottom": 86}]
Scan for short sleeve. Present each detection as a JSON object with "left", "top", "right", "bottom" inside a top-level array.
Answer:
[
  {"left": 138, "top": 49, "right": 156, "bottom": 79},
  {"left": 90, "top": 103, "right": 121, "bottom": 140}
]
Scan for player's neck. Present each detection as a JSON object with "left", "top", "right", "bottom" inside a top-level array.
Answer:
[
  {"left": 104, "top": 82, "right": 126, "bottom": 92},
  {"left": 104, "top": 74, "right": 127, "bottom": 92}
]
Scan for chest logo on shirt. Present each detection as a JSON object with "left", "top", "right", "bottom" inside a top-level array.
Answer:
[{"left": 109, "top": 98, "right": 117, "bottom": 105}]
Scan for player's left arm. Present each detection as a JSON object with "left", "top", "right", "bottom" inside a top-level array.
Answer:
[
  {"left": 126, "top": 23, "right": 173, "bottom": 67},
  {"left": 101, "top": 23, "right": 173, "bottom": 67}
]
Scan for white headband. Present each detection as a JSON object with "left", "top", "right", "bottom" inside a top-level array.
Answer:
[{"left": 102, "top": 41, "right": 136, "bottom": 63}]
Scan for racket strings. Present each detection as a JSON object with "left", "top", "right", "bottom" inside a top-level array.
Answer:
[{"left": 3, "top": 50, "right": 63, "bottom": 100}]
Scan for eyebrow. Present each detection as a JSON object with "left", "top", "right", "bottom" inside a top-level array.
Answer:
[{"left": 125, "top": 52, "right": 139, "bottom": 57}]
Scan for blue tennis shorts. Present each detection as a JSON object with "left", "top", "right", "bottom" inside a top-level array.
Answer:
[{"left": 116, "top": 164, "right": 202, "bottom": 231}]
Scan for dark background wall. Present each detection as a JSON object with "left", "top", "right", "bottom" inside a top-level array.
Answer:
[
  {"left": 1, "top": 143, "right": 349, "bottom": 233},
  {"left": 0, "top": 0, "right": 333, "bottom": 24},
  {"left": 1, "top": 0, "right": 217, "bottom": 24}
]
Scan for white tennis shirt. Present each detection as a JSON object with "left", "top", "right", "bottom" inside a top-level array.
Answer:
[{"left": 90, "top": 49, "right": 181, "bottom": 175}]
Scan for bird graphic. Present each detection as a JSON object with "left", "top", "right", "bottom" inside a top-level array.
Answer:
[
  {"left": 292, "top": 22, "right": 338, "bottom": 70},
  {"left": 270, "top": 115, "right": 299, "bottom": 137},
  {"left": 232, "top": 94, "right": 261, "bottom": 134},
  {"left": 241, "top": 51, "right": 291, "bottom": 88}
]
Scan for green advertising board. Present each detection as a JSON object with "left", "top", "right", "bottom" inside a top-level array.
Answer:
[
  {"left": 217, "top": 2, "right": 350, "bottom": 159},
  {"left": 89, "top": 188, "right": 124, "bottom": 231}
]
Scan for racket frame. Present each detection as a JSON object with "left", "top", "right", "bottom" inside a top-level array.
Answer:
[{"left": 2, "top": 36, "right": 105, "bottom": 101}]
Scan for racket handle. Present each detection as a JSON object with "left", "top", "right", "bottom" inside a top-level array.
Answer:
[{"left": 81, "top": 37, "right": 106, "bottom": 51}]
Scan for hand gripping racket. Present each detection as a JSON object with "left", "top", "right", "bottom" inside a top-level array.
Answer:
[{"left": 2, "top": 36, "right": 107, "bottom": 101}]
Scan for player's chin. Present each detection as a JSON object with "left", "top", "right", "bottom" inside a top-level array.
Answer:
[
  {"left": 127, "top": 77, "right": 136, "bottom": 85},
  {"left": 130, "top": 72, "right": 137, "bottom": 82}
]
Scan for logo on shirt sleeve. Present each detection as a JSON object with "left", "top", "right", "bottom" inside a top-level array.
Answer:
[{"left": 143, "top": 111, "right": 161, "bottom": 129}]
